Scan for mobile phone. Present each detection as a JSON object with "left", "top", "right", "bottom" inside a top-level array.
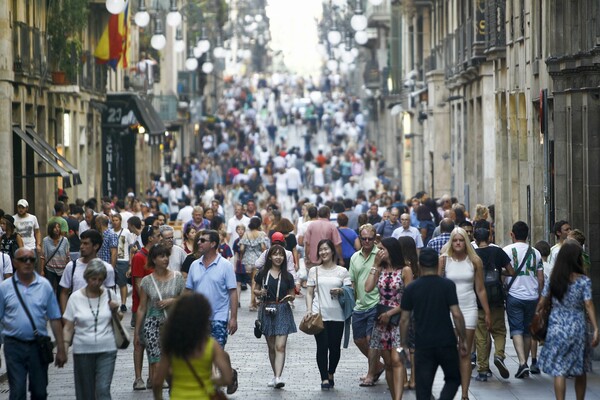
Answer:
[{"left": 375, "top": 234, "right": 382, "bottom": 243}]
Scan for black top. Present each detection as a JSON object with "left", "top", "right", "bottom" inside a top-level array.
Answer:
[
  {"left": 65, "top": 217, "right": 80, "bottom": 252},
  {"left": 0, "top": 234, "right": 19, "bottom": 258},
  {"left": 181, "top": 254, "right": 198, "bottom": 275},
  {"left": 475, "top": 246, "right": 511, "bottom": 308},
  {"left": 284, "top": 233, "right": 297, "bottom": 253},
  {"left": 254, "top": 271, "right": 294, "bottom": 302},
  {"left": 401, "top": 275, "right": 459, "bottom": 349}
]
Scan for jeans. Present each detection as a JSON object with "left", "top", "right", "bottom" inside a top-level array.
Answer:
[
  {"left": 43, "top": 267, "right": 62, "bottom": 304},
  {"left": 73, "top": 351, "right": 117, "bottom": 400},
  {"left": 506, "top": 294, "right": 537, "bottom": 337},
  {"left": 475, "top": 307, "right": 507, "bottom": 372},
  {"left": 414, "top": 345, "right": 461, "bottom": 400},
  {"left": 4, "top": 336, "right": 49, "bottom": 400},
  {"left": 314, "top": 321, "right": 344, "bottom": 381}
]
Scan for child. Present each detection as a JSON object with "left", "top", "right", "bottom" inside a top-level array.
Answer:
[{"left": 218, "top": 230, "right": 233, "bottom": 260}]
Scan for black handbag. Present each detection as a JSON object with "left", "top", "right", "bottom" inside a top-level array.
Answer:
[
  {"left": 11, "top": 276, "right": 55, "bottom": 365},
  {"left": 376, "top": 304, "right": 401, "bottom": 326}
]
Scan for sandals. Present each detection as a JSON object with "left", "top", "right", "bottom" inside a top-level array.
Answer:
[
  {"left": 359, "top": 380, "right": 375, "bottom": 387},
  {"left": 373, "top": 368, "right": 385, "bottom": 383}
]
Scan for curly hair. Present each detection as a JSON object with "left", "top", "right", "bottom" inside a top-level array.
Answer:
[{"left": 161, "top": 293, "right": 212, "bottom": 358}]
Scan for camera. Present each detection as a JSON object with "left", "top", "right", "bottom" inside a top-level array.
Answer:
[{"left": 265, "top": 305, "right": 277, "bottom": 315}]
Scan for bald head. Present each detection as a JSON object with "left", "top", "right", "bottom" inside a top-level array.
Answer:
[{"left": 440, "top": 218, "right": 455, "bottom": 233}]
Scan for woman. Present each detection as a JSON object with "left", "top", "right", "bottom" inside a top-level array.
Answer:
[
  {"left": 0, "top": 215, "right": 23, "bottom": 259},
  {"left": 153, "top": 293, "right": 233, "bottom": 399},
  {"left": 63, "top": 259, "right": 120, "bottom": 399},
  {"left": 416, "top": 205, "right": 436, "bottom": 246},
  {"left": 439, "top": 227, "right": 491, "bottom": 400},
  {"left": 305, "top": 239, "right": 352, "bottom": 390},
  {"left": 240, "top": 216, "right": 268, "bottom": 311},
  {"left": 397, "top": 236, "right": 419, "bottom": 390},
  {"left": 182, "top": 225, "right": 197, "bottom": 255},
  {"left": 267, "top": 209, "right": 282, "bottom": 238},
  {"left": 254, "top": 245, "right": 297, "bottom": 388},
  {"left": 204, "top": 208, "right": 224, "bottom": 232},
  {"left": 537, "top": 240, "right": 599, "bottom": 400},
  {"left": 364, "top": 238, "right": 413, "bottom": 399},
  {"left": 274, "top": 218, "right": 300, "bottom": 272},
  {"left": 337, "top": 213, "right": 360, "bottom": 269},
  {"left": 42, "top": 221, "right": 70, "bottom": 297},
  {"left": 135, "top": 243, "right": 185, "bottom": 388}
]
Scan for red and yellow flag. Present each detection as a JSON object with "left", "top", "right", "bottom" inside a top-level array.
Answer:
[{"left": 94, "top": 1, "right": 130, "bottom": 69}]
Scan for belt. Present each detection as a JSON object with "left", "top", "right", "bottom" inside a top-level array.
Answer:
[{"left": 5, "top": 336, "right": 36, "bottom": 344}]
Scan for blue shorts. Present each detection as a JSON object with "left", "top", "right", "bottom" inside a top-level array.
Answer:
[
  {"left": 115, "top": 260, "right": 129, "bottom": 288},
  {"left": 506, "top": 294, "right": 537, "bottom": 337},
  {"left": 211, "top": 320, "right": 229, "bottom": 348},
  {"left": 352, "top": 306, "right": 378, "bottom": 340}
]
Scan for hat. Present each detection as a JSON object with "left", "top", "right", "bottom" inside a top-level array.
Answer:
[
  {"left": 141, "top": 202, "right": 150, "bottom": 208},
  {"left": 17, "top": 199, "right": 28, "bottom": 208},
  {"left": 1, "top": 215, "right": 14, "bottom": 226},
  {"left": 271, "top": 232, "right": 285, "bottom": 244},
  {"left": 127, "top": 192, "right": 135, "bottom": 198},
  {"left": 419, "top": 247, "right": 439, "bottom": 268}
]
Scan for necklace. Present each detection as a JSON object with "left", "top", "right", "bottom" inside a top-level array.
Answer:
[{"left": 86, "top": 288, "right": 101, "bottom": 341}]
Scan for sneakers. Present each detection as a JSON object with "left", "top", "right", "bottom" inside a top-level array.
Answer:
[
  {"left": 267, "top": 377, "right": 276, "bottom": 387},
  {"left": 475, "top": 373, "right": 488, "bottom": 382},
  {"left": 133, "top": 378, "right": 145, "bottom": 390},
  {"left": 494, "top": 356, "right": 510, "bottom": 379},
  {"left": 226, "top": 369, "right": 238, "bottom": 394},
  {"left": 530, "top": 362, "right": 541, "bottom": 374},
  {"left": 515, "top": 363, "right": 530, "bottom": 379},
  {"left": 274, "top": 377, "right": 285, "bottom": 388},
  {"left": 470, "top": 352, "right": 477, "bottom": 370}
]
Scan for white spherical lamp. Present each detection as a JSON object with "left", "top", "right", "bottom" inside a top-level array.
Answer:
[
  {"left": 134, "top": 10, "right": 150, "bottom": 27},
  {"left": 151, "top": 34, "right": 167, "bottom": 50},
  {"left": 185, "top": 58, "right": 198, "bottom": 71},
  {"left": 202, "top": 62, "right": 214, "bottom": 74},
  {"left": 369, "top": 0, "right": 384, "bottom": 5},
  {"left": 351, "top": 14, "right": 368, "bottom": 31},
  {"left": 326, "top": 58, "right": 338, "bottom": 72},
  {"left": 166, "top": 10, "right": 182, "bottom": 27},
  {"left": 198, "top": 39, "right": 211, "bottom": 53},
  {"left": 327, "top": 30, "right": 342, "bottom": 45},
  {"left": 355, "top": 30, "right": 368, "bottom": 45},
  {"left": 174, "top": 40, "right": 186, "bottom": 53},
  {"left": 106, "top": 0, "right": 126, "bottom": 14}
]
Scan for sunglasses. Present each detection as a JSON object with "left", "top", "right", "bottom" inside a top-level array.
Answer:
[
  {"left": 360, "top": 237, "right": 375, "bottom": 242},
  {"left": 197, "top": 238, "right": 210, "bottom": 243},
  {"left": 15, "top": 257, "right": 36, "bottom": 263}
]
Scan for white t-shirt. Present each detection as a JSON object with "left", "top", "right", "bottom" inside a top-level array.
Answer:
[
  {"left": 13, "top": 213, "right": 39, "bottom": 248},
  {"left": 547, "top": 243, "right": 561, "bottom": 272},
  {"left": 286, "top": 168, "right": 302, "bottom": 190},
  {"left": 63, "top": 289, "right": 117, "bottom": 354},
  {"left": 275, "top": 172, "right": 288, "bottom": 192},
  {"left": 307, "top": 265, "right": 351, "bottom": 321},
  {"left": 176, "top": 206, "right": 194, "bottom": 224},
  {"left": 0, "top": 253, "right": 13, "bottom": 280},
  {"left": 111, "top": 228, "right": 132, "bottom": 262},
  {"left": 59, "top": 258, "right": 116, "bottom": 293},
  {"left": 313, "top": 167, "right": 325, "bottom": 187},
  {"left": 119, "top": 211, "right": 134, "bottom": 225},
  {"left": 169, "top": 245, "right": 187, "bottom": 272},
  {"left": 79, "top": 220, "right": 91, "bottom": 237},
  {"left": 503, "top": 242, "right": 544, "bottom": 301},
  {"left": 226, "top": 215, "right": 251, "bottom": 247}
]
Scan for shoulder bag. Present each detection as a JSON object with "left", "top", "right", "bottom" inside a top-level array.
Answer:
[
  {"left": 504, "top": 246, "right": 532, "bottom": 296},
  {"left": 150, "top": 273, "right": 169, "bottom": 318},
  {"left": 43, "top": 237, "right": 65, "bottom": 268},
  {"left": 299, "top": 267, "right": 324, "bottom": 335},
  {"left": 530, "top": 298, "right": 552, "bottom": 342},
  {"left": 11, "top": 275, "right": 54, "bottom": 364},
  {"left": 107, "top": 289, "right": 130, "bottom": 349},
  {"left": 184, "top": 356, "right": 228, "bottom": 400}
]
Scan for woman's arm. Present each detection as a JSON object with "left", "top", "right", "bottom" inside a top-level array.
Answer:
[
  {"left": 402, "top": 266, "right": 414, "bottom": 287},
  {"left": 305, "top": 285, "right": 315, "bottom": 314},
  {"left": 62, "top": 319, "right": 75, "bottom": 349},
  {"left": 585, "top": 299, "right": 600, "bottom": 347},
  {"left": 473, "top": 258, "right": 491, "bottom": 329},
  {"left": 212, "top": 341, "right": 233, "bottom": 386},
  {"left": 135, "top": 288, "right": 148, "bottom": 346},
  {"left": 292, "top": 248, "right": 299, "bottom": 271},
  {"left": 365, "top": 250, "right": 383, "bottom": 292},
  {"left": 438, "top": 256, "right": 446, "bottom": 276}
]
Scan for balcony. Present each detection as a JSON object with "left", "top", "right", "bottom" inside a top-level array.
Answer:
[
  {"left": 152, "top": 95, "right": 180, "bottom": 123},
  {"left": 80, "top": 51, "right": 107, "bottom": 94},
  {"left": 444, "top": 18, "right": 488, "bottom": 80},
  {"left": 13, "top": 22, "right": 45, "bottom": 77},
  {"left": 484, "top": 0, "right": 506, "bottom": 54},
  {"left": 365, "top": 1, "right": 391, "bottom": 25}
]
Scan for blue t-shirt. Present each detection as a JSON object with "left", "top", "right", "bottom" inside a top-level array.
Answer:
[{"left": 338, "top": 228, "right": 358, "bottom": 259}]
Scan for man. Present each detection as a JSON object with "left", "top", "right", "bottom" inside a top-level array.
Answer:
[
  {"left": 285, "top": 164, "right": 302, "bottom": 204},
  {"left": 131, "top": 225, "right": 161, "bottom": 390},
  {"left": 459, "top": 220, "right": 474, "bottom": 242},
  {"left": 111, "top": 214, "right": 132, "bottom": 312},
  {"left": 13, "top": 199, "right": 41, "bottom": 270},
  {"left": 473, "top": 228, "right": 513, "bottom": 381},
  {"left": 0, "top": 248, "right": 67, "bottom": 399},
  {"left": 400, "top": 247, "right": 467, "bottom": 400},
  {"left": 191, "top": 164, "right": 208, "bottom": 200},
  {"left": 349, "top": 224, "right": 385, "bottom": 386},
  {"left": 95, "top": 215, "right": 118, "bottom": 269},
  {"left": 547, "top": 220, "right": 571, "bottom": 275},
  {"left": 58, "top": 229, "right": 115, "bottom": 313},
  {"left": 426, "top": 218, "right": 455, "bottom": 254},
  {"left": 238, "top": 183, "right": 255, "bottom": 206},
  {"left": 79, "top": 208, "right": 94, "bottom": 237},
  {"left": 226, "top": 204, "right": 251, "bottom": 247},
  {"left": 159, "top": 225, "right": 187, "bottom": 272},
  {"left": 502, "top": 221, "right": 544, "bottom": 378},
  {"left": 47, "top": 202, "right": 69, "bottom": 236},
  {"left": 127, "top": 216, "right": 143, "bottom": 260},
  {"left": 183, "top": 206, "right": 210, "bottom": 233},
  {"left": 343, "top": 198, "right": 360, "bottom": 232},
  {"left": 376, "top": 207, "right": 401, "bottom": 239},
  {"left": 186, "top": 229, "right": 238, "bottom": 394},
  {"left": 244, "top": 200, "right": 259, "bottom": 219},
  {"left": 176, "top": 198, "right": 194, "bottom": 224},
  {"left": 392, "top": 213, "right": 424, "bottom": 250},
  {"left": 367, "top": 204, "right": 381, "bottom": 225},
  {"left": 66, "top": 205, "right": 83, "bottom": 261},
  {"left": 304, "top": 206, "right": 343, "bottom": 268}
]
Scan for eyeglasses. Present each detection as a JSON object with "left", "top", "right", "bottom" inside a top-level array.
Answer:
[
  {"left": 360, "top": 237, "right": 375, "bottom": 242},
  {"left": 162, "top": 237, "right": 174, "bottom": 241},
  {"left": 198, "top": 238, "right": 209, "bottom": 243},
  {"left": 15, "top": 257, "right": 36, "bottom": 263}
]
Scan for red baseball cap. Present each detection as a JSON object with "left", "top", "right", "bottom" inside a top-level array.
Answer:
[{"left": 271, "top": 232, "right": 285, "bottom": 244}]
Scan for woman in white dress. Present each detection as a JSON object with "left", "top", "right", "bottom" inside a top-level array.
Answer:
[{"left": 439, "top": 227, "right": 491, "bottom": 400}]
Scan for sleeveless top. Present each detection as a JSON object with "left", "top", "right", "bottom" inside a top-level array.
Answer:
[
  {"left": 445, "top": 256, "right": 477, "bottom": 312},
  {"left": 170, "top": 338, "right": 216, "bottom": 399}
]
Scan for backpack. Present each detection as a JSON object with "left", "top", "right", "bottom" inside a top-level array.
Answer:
[{"left": 477, "top": 247, "right": 505, "bottom": 307}]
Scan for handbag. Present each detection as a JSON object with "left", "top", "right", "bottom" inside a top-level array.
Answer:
[
  {"left": 530, "top": 298, "right": 552, "bottom": 342},
  {"left": 108, "top": 290, "right": 130, "bottom": 349},
  {"left": 184, "top": 356, "right": 228, "bottom": 400},
  {"left": 299, "top": 267, "right": 324, "bottom": 335},
  {"left": 376, "top": 304, "right": 401, "bottom": 326},
  {"left": 11, "top": 276, "right": 54, "bottom": 364}
]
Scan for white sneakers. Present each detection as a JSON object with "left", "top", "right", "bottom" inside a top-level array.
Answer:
[{"left": 268, "top": 377, "right": 285, "bottom": 388}]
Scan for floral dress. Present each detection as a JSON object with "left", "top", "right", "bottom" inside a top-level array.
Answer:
[
  {"left": 370, "top": 269, "right": 404, "bottom": 350},
  {"left": 538, "top": 275, "right": 592, "bottom": 376},
  {"left": 240, "top": 232, "right": 267, "bottom": 270}
]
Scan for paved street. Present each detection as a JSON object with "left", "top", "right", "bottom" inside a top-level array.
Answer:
[{"left": 2, "top": 285, "right": 600, "bottom": 399}]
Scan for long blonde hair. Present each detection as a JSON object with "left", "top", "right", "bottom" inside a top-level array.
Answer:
[{"left": 441, "top": 227, "right": 480, "bottom": 264}]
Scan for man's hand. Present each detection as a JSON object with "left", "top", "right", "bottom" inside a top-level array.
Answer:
[
  {"left": 228, "top": 317, "right": 238, "bottom": 335},
  {"left": 55, "top": 348, "right": 67, "bottom": 368}
]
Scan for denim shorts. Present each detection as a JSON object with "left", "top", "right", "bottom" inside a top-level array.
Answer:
[
  {"left": 115, "top": 260, "right": 129, "bottom": 288},
  {"left": 351, "top": 306, "right": 378, "bottom": 340},
  {"left": 506, "top": 294, "right": 537, "bottom": 337}
]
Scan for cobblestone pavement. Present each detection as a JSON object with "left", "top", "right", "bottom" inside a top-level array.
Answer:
[{"left": 2, "top": 286, "right": 600, "bottom": 399}]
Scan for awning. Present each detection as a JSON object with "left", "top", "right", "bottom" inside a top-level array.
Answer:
[
  {"left": 104, "top": 93, "right": 166, "bottom": 135},
  {"left": 25, "top": 128, "right": 82, "bottom": 185},
  {"left": 12, "top": 127, "right": 81, "bottom": 188}
]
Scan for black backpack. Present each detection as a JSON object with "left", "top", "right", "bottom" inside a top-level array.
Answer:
[{"left": 476, "top": 247, "right": 505, "bottom": 307}]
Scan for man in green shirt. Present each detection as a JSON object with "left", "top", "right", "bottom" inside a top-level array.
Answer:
[{"left": 349, "top": 223, "right": 384, "bottom": 386}]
